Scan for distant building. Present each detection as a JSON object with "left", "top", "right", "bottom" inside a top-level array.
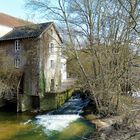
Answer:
[
  {"left": 0, "top": 12, "right": 31, "bottom": 37},
  {"left": 61, "top": 56, "right": 67, "bottom": 82}
]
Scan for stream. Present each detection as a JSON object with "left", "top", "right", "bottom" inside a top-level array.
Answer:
[{"left": 0, "top": 94, "right": 95, "bottom": 140}]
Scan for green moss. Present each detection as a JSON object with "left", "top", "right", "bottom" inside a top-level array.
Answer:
[
  {"left": 40, "top": 89, "right": 74, "bottom": 111},
  {"left": 39, "top": 70, "right": 46, "bottom": 95}
]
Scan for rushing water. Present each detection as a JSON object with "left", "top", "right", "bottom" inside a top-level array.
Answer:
[{"left": 0, "top": 94, "right": 95, "bottom": 140}]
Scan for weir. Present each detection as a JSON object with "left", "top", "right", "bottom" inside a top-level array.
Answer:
[
  {"left": 28, "top": 93, "right": 92, "bottom": 136},
  {"left": 39, "top": 89, "right": 74, "bottom": 112},
  {"left": 0, "top": 89, "right": 74, "bottom": 112}
]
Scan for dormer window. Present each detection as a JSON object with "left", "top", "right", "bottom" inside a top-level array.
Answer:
[{"left": 15, "top": 40, "right": 21, "bottom": 51}]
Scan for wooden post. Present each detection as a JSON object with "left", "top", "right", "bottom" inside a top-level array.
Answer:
[{"left": 16, "top": 72, "right": 23, "bottom": 112}]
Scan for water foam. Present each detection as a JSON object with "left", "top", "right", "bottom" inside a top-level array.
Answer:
[{"left": 35, "top": 114, "right": 80, "bottom": 133}]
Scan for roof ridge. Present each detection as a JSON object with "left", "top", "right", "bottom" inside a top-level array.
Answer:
[
  {"left": 0, "top": 12, "right": 31, "bottom": 22},
  {"left": 14, "top": 21, "right": 54, "bottom": 28},
  {"left": 0, "top": 12, "right": 23, "bottom": 20}
]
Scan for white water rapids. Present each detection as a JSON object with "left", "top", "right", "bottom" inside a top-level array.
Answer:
[
  {"left": 36, "top": 114, "right": 80, "bottom": 132},
  {"left": 34, "top": 95, "right": 89, "bottom": 134}
]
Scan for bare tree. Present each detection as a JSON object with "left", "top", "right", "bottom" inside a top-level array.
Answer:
[{"left": 25, "top": 0, "right": 140, "bottom": 116}]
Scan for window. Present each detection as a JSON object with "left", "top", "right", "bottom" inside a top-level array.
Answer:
[
  {"left": 49, "top": 43, "right": 54, "bottom": 53},
  {"left": 50, "top": 60, "right": 54, "bottom": 69},
  {"left": 15, "top": 40, "right": 21, "bottom": 51},
  {"left": 15, "top": 58, "right": 20, "bottom": 68},
  {"left": 50, "top": 29, "right": 53, "bottom": 35}
]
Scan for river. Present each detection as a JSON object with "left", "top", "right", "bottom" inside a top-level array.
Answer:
[{"left": 0, "top": 94, "right": 95, "bottom": 140}]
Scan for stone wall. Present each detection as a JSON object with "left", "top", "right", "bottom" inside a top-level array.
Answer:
[{"left": 40, "top": 89, "right": 73, "bottom": 111}]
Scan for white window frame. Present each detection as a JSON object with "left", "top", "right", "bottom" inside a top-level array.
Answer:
[
  {"left": 15, "top": 40, "right": 21, "bottom": 52},
  {"left": 15, "top": 58, "right": 20, "bottom": 68}
]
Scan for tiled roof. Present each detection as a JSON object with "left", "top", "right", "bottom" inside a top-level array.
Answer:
[
  {"left": 0, "top": 22, "right": 53, "bottom": 41},
  {"left": 0, "top": 13, "right": 31, "bottom": 27}
]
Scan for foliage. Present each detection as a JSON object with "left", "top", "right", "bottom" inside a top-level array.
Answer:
[{"left": 0, "top": 69, "right": 22, "bottom": 99}]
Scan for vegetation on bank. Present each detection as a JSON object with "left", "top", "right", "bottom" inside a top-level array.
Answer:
[
  {"left": 0, "top": 69, "right": 22, "bottom": 100},
  {"left": 82, "top": 96, "right": 140, "bottom": 140}
]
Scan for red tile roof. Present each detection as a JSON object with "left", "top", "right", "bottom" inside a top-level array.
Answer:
[{"left": 0, "top": 13, "right": 32, "bottom": 27}]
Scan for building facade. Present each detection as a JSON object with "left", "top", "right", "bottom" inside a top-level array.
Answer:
[{"left": 0, "top": 22, "right": 63, "bottom": 111}]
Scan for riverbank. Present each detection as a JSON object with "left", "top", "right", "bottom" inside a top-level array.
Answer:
[{"left": 82, "top": 98, "right": 140, "bottom": 140}]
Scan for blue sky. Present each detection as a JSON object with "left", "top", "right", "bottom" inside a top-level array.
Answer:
[
  {"left": 0, "top": 0, "right": 27, "bottom": 19},
  {"left": 0, "top": 0, "right": 46, "bottom": 23}
]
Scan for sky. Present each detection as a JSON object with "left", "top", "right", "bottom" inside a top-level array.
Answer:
[
  {"left": 0, "top": 0, "right": 27, "bottom": 19},
  {"left": 0, "top": 0, "right": 46, "bottom": 23}
]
